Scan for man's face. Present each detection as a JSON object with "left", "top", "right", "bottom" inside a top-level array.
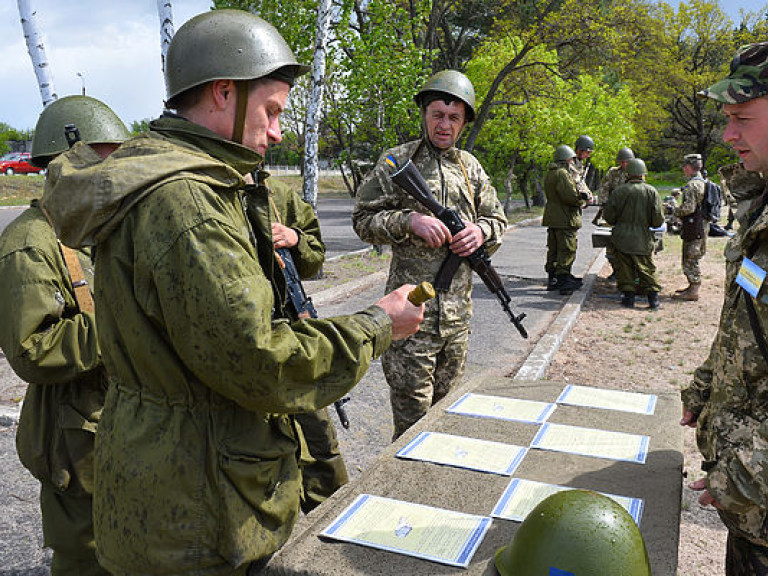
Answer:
[
  {"left": 723, "top": 97, "right": 768, "bottom": 173},
  {"left": 576, "top": 148, "right": 592, "bottom": 161},
  {"left": 241, "top": 79, "right": 290, "bottom": 157},
  {"left": 682, "top": 163, "right": 696, "bottom": 178},
  {"left": 424, "top": 99, "right": 466, "bottom": 150}
]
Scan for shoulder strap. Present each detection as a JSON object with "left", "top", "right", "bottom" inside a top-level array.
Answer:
[
  {"left": 456, "top": 153, "right": 478, "bottom": 209},
  {"left": 60, "top": 244, "right": 95, "bottom": 314}
]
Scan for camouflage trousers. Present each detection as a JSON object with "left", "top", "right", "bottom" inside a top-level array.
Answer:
[
  {"left": 545, "top": 228, "right": 578, "bottom": 276},
  {"left": 726, "top": 531, "right": 768, "bottom": 575},
  {"left": 383, "top": 328, "right": 469, "bottom": 441},
  {"left": 614, "top": 251, "right": 661, "bottom": 295},
  {"left": 295, "top": 408, "right": 349, "bottom": 514},
  {"left": 682, "top": 237, "right": 707, "bottom": 284},
  {"left": 40, "top": 481, "right": 110, "bottom": 576}
]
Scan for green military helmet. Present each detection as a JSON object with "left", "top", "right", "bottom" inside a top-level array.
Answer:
[
  {"left": 553, "top": 144, "right": 576, "bottom": 162},
  {"left": 575, "top": 135, "right": 595, "bottom": 152},
  {"left": 495, "top": 490, "right": 651, "bottom": 576},
  {"left": 30, "top": 95, "right": 130, "bottom": 168},
  {"left": 626, "top": 158, "right": 647, "bottom": 177},
  {"left": 616, "top": 147, "right": 635, "bottom": 162},
  {"left": 164, "top": 9, "right": 310, "bottom": 105},
  {"left": 414, "top": 70, "right": 476, "bottom": 122}
]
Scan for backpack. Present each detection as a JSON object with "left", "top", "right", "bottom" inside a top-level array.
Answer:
[{"left": 702, "top": 180, "right": 723, "bottom": 222}]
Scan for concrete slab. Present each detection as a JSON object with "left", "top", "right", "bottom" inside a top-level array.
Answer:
[{"left": 265, "top": 377, "right": 683, "bottom": 576}]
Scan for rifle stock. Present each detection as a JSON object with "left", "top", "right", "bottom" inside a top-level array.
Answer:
[{"left": 386, "top": 155, "right": 528, "bottom": 339}]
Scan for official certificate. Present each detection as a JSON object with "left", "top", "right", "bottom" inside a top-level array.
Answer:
[
  {"left": 446, "top": 393, "right": 556, "bottom": 424},
  {"left": 531, "top": 422, "right": 649, "bottom": 463},
  {"left": 556, "top": 384, "right": 657, "bottom": 415},
  {"left": 320, "top": 494, "right": 492, "bottom": 568},
  {"left": 491, "top": 478, "right": 644, "bottom": 524},
  {"left": 396, "top": 431, "right": 528, "bottom": 475}
]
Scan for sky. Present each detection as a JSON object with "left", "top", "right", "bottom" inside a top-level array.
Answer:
[{"left": 0, "top": 1, "right": 766, "bottom": 131}]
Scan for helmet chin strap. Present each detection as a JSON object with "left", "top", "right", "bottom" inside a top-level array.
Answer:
[{"left": 231, "top": 80, "right": 250, "bottom": 145}]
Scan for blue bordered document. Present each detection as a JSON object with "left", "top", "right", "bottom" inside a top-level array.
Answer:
[
  {"left": 556, "top": 384, "right": 657, "bottom": 415},
  {"left": 320, "top": 494, "right": 491, "bottom": 568},
  {"left": 491, "top": 478, "right": 644, "bottom": 525},
  {"left": 736, "top": 257, "right": 766, "bottom": 298},
  {"left": 531, "top": 422, "right": 649, "bottom": 464},
  {"left": 446, "top": 393, "right": 556, "bottom": 424},
  {"left": 396, "top": 431, "right": 528, "bottom": 476}
]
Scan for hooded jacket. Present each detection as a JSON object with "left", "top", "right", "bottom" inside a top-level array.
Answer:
[
  {"left": 542, "top": 162, "right": 585, "bottom": 229},
  {"left": 603, "top": 179, "right": 665, "bottom": 255},
  {"left": 43, "top": 116, "right": 392, "bottom": 575}
]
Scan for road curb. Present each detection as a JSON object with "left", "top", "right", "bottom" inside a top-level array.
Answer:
[{"left": 0, "top": 403, "right": 21, "bottom": 426}]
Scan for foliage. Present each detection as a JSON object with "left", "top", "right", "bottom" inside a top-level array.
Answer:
[{"left": 130, "top": 119, "right": 151, "bottom": 135}]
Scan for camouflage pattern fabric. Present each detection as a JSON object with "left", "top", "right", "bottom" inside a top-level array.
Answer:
[
  {"left": 545, "top": 228, "right": 578, "bottom": 276},
  {"left": 726, "top": 531, "right": 768, "bottom": 576},
  {"left": 720, "top": 162, "right": 767, "bottom": 227},
  {"left": 699, "top": 42, "right": 768, "bottom": 104},
  {"left": 598, "top": 165, "right": 628, "bottom": 205},
  {"left": 675, "top": 174, "right": 707, "bottom": 283},
  {"left": 681, "top": 180, "right": 768, "bottom": 548},
  {"left": 682, "top": 237, "right": 707, "bottom": 284},
  {"left": 570, "top": 157, "right": 593, "bottom": 197},
  {"left": 383, "top": 328, "right": 469, "bottom": 440}
]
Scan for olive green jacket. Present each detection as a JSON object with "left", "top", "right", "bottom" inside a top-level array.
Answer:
[
  {"left": 352, "top": 138, "right": 507, "bottom": 336},
  {"left": 603, "top": 180, "right": 664, "bottom": 255},
  {"left": 0, "top": 201, "right": 105, "bottom": 497},
  {"left": 542, "top": 162, "right": 585, "bottom": 229},
  {"left": 43, "top": 117, "right": 392, "bottom": 575}
]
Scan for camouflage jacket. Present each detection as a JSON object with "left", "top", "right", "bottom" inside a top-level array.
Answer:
[
  {"left": 603, "top": 180, "right": 664, "bottom": 255},
  {"left": 42, "top": 116, "right": 392, "bottom": 575},
  {"left": 570, "top": 157, "right": 593, "bottom": 196},
  {"left": 719, "top": 162, "right": 766, "bottom": 227},
  {"left": 597, "top": 165, "right": 628, "bottom": 205},
  {"left": 0, "top": 201, "right": 105, "bottom": 497},
  {"left": 352, "top": 138, "right": 507, "bottom": 336},
  {"left": 674, "top": 173, "right": 706, "bottom": 218},
  {"left": 681, "top": 183, "right": 768, "bottom": 546},
  {"left": 542, "top": 162, "right": 585, "bottom": 229}
]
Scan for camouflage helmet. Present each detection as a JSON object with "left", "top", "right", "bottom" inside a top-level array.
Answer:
[
  {"left": 495, "top": 490, "right": 651, "bottom": 576},
  {"left": 574, "top": 135, "right": 595, "bottom": 151},
  {"left": 554, "top": 144, "right": 577, "bottom": 162},
  {"left": 616, "top": 147, "right": 635, "bottom": 162},
  {"left": 31, "top": 95, "right": 130, "bottom": 167},
  {"left": 164, "top": 9, "right": 310, "bottom": 105},
  {"left": 415, "top": 70, "right": 476, "bottom": 122},
  {"left": 699, "top": 42, "right": 768, "bottom": 104},
  {"left": 626, "top": 158, "right": 648, "bottom": 177}
]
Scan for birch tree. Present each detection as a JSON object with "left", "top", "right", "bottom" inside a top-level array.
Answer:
[
  {"left": 157, "top": 0, "right": 175, "bottom": 72},
  {"left": 17, "top": 0, "right": 56, "bottom": 107}
]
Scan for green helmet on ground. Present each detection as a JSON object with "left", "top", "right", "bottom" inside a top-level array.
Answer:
[
  {"left": 164, "top": 9, "right": 310, "bottom": 106},
  {"left": 495, "top": 490, "right": 651, "bottom": 576},
  {"left": 575, "top": 135, "right": 595, "bottom": 151},
  {"left": 616, "top": 147, "right": 635, "bottom": 162},
  {"left": 30, "top": 95, "right": 130, "bottom": 168},
  {"left": 626, "top": 158, "right": 648, "bottom": 177},
  {"left": 554, "top": 144, "right": 576, "bottom": 162},
  {"left": 414, "top": 70, "right": 476, "bottom": 122}
]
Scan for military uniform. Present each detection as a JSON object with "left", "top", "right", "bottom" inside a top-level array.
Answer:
[
  {"left": 543, "top": 160, "right": 585, "bottom": 283},
  {"left": 719, "top": 162, "right": 766, "bottom": 229},
  {"left": 598, "top": 165, "right": 629, "bottom": 206},
  {"left": 603, "top": 178, "right": 664, "bottom": 298},
  {"left": 569, "top": 158, "right": 593, "bottom": 198},
  {"left": 353, "top": 138, "right": 507, "bottom": 439},
  {"left": 674, "top": 172, "right": 707, "bottom": 284},
  {"left": 43, "top": 116, "right": 393, "bottom": 575},
  {"left": 253, "top": 170, "right": 349, "bottom": 514},
  {"left": 0, "top": 201, "right": 108, "bottom": 576}
]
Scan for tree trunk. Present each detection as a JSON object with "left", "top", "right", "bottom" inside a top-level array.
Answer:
[
  {"left": 503, "top": 156, "right": 517, "bottom": 214},
  {"left": 17, "top": 0, "right": 56, "bottom": 107},
  {"left": 156, "top": 0, "right": 174, "bottom": 73},
  {"left": 302, "top": 0, "right": 333, "bottom": 211}
]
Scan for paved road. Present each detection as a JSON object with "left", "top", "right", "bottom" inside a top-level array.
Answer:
[{"left": 0, "top": 195, "right": 604, "bottom": 573}]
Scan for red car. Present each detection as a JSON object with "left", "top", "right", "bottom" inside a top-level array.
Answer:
[{"left": 0, "top": 152, "right": 43, "bottom": 175}]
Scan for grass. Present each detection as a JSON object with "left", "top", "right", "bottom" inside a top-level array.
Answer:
[{"left": 0, "top": 174, "right": 44, "bottom": 206}]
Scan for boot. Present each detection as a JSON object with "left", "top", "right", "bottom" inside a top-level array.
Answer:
[
  {"left": 546, "top": 272, "right": 558, "bottom": 291},
  {"left": 647, "top": 291, "right": 660, "bottom": 310},
  {"left": 679, "top": 283, "right": 700, "bottom": 301},
  {"left": 674, "top": 283, "right": 691, "bottom": 295},
  {"left": 621, "top": 292, "right": 636, "bottom": 308},
  {"left": 556, "top": 274, "right": 579, "bottom": 296},
  {"left": 567, "top": 273, "right": 583, "bottom": 288}
]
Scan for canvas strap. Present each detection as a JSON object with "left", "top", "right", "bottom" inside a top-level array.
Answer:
[{"left": 60, "top": 244, "right": 95, "bottom": 313}]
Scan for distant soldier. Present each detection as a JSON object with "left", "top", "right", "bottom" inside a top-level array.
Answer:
[
  {"left": 571, "top": 134, "right": 596, "bottom": 198},
  {"left": 672, "top": 153, "right": 707, "bottom": 301},
  {"left": 718, "top": 161, "right": 765, "bottom": 230},
  {"left": 543, "top": 144, "right": 588, "bottom": 295},
  {"left": 603, "top": 158, "right": 664, "bottom": 309}
]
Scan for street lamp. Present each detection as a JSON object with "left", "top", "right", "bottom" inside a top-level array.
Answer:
[{"left": 76, "top": 72, "right": 85, "bottom": 95}]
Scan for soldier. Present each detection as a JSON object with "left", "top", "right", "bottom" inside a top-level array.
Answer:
[
  {"left": 719, "top": 161, "right": 765, "bottom": 230},
  {"left": 681, "top": 41, "right": 768, "bottom": 575},
  {"left": 602, "top": 158, "right": 664, "bottom": 309},
  {"left": 543, "top": 144, "right": 588, "bottom": 295},
  {"left": 352, "top": 70, "right": 507, "bottom": 440},
  {"left": 0, "top": 96, "right": 129, "bottom": 576},
  {"left": 672, "top": 153, "right": 707, "bottom": 301},
  {"left": 41, "top": 10, "right": 423, "bottom": 575},
  {"left": 572, "top": 134, "right": 597, "bottom": 196}
]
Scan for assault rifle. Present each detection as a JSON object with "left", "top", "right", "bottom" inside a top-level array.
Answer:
[
  {"left": 277, "top": 247, "right": 351, "bottom": 429},
  {"left": 385, "top": 155, "right": 528, "bottom": 339}
]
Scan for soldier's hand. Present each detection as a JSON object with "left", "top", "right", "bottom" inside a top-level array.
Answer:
[
  {"left": 689, "top": 478, "right": 721, "bottom": 509},
  {"left": 410, "top": 212, "right": 452, "bottom": 248},
  {"left": 449, "top": 221, "right": 484, "bottom": 257},
  {"left": 376, "top": 284, "right": 424, "bottom": 341},
  {"left": 272, "top": 223, "right": 299, "bottom": 249},
  {"left": 680, "top": 407, "right": 698, "bottom": 428}
]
